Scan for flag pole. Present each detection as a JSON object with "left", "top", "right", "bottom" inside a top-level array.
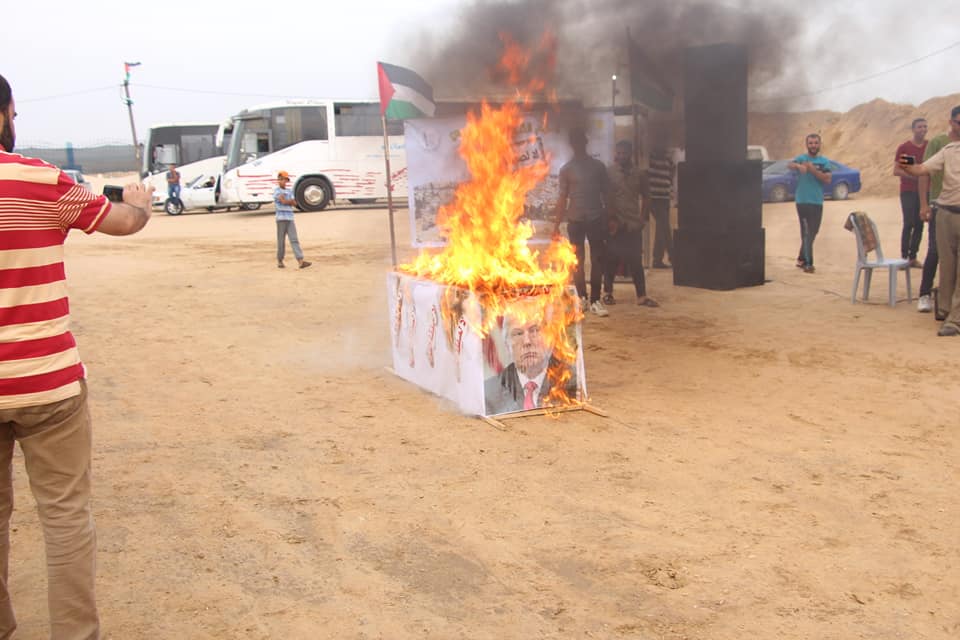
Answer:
[{"left": 381, "top": 115, "right": 399, "bottom": 267}]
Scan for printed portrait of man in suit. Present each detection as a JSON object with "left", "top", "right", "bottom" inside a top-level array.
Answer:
[{"left": 483, "top": 300, "right": 579, "bottom": 415}]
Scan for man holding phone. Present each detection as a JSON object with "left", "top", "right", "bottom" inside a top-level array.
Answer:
[
  {"left": 899, "top": 106, "right": 960, "bottom": 336},
  {"left": 0, "top": 73, "right": 153, "bottom": 639},
  {"left": 893, "top": 118, "right": 928, "bottom": 267},
  {"left": 789, "top": 133, "right": 832, "bottom": 274}
]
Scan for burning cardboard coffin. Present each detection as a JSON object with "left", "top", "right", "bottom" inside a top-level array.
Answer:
[
  {"left": 388, "top": 271, "right": 586, "bottom": 417},
  {"left": 387, "top": 37, "right": 590, "bottom": 417}
]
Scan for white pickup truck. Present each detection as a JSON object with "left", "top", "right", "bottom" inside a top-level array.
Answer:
[
  {"left": 747, "top": 145, "right": 770, "bottom": 162},
  {"left": 63, "top": 169, "right": 93, "bottom": 192}
]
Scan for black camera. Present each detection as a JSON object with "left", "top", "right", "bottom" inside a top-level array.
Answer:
[{"left": 102, "top": 185, "right": 124, "bottom": 202}]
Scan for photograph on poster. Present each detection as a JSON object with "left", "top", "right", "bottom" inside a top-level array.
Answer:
[
  {"left": 482, "top": 296, "right": 582, "bottom": 416},
  {"left": 405, "top": 111, "right": 613, "bottom": 246}
]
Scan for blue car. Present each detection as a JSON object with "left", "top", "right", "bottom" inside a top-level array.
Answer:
[{"left": 762, "top": 159, "right": 862, "bottom": 202}]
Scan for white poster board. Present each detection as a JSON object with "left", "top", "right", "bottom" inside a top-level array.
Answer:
[
  {"left": 403, "top": 110, "right": 615, "bottom": 247},
  {"left": 387, "top": 272, "right": 587, "bottom": 417}
]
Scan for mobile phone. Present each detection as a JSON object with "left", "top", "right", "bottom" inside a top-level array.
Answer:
[
  {"left": 899, "top": 154, "right": 916, "bottom": 165},
  {"left": 102, "top": 185, "right": 124, "bottom": 202}
]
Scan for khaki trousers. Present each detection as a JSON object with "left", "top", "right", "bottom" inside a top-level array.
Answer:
[
  {"left": 936, "top": 210, "right": 960, "bottom": 328},
  {"left": 0, "top": 381, "right": 98, "bottom": 640}
]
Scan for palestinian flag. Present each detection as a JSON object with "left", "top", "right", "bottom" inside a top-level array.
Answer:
[{"left": 377, "top": 62, "right": 436, "bottom": 120}]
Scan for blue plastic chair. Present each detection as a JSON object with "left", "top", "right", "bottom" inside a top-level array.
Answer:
[{"left": 848, "top": 212, "right": 911, "bottom": 307}]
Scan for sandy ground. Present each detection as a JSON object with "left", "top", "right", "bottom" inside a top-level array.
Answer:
[{"left": 7, "top": 194, "right": 958, "bottom": 639}]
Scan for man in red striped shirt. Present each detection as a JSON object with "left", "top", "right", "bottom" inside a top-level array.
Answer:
[{"left": 0, "top": 73, "right": 153, "bottom": 640}]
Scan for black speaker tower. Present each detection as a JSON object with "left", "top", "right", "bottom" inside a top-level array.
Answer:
[{"left": 673, "top": 43, "right": 765, "bottom": 290}]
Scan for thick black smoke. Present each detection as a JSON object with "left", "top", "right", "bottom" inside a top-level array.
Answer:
[{"left": 405, "top": 0, "right": 816, "bottom": 111}]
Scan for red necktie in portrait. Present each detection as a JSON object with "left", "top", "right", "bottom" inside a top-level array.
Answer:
[{"left": 523, "top": 381, "right": 538, "bottom": 410}]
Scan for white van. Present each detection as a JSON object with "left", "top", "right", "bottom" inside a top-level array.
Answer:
[{"left": 747, "top": 145, "right": 770, "bottom": 162}]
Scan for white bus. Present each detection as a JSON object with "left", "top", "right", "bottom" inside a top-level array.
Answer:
[
  {"left": 219, "top": 100, "right": 406, "bottom": 211},
  {"left": 141, "top": 122, "right": 232, "bottom": 210}
]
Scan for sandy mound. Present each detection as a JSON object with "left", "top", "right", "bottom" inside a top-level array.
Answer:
[{"left": 749, "top": 93, "right": 960, "bottom": 196}]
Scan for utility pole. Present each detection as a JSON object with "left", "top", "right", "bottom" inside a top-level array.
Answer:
[
  {"left": 123, "top": 62, "right": 141, "bottom": 165},
  {"left": 611, "top": 74, "right": 618, "bottom": 113}
]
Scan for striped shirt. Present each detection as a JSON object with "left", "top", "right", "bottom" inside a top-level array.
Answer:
[
  {"left": 0, "top": 147, "right": 111, "bottom": 408},
  {"left": 647, "top": 153, "right": 674, "bottom": 201}
]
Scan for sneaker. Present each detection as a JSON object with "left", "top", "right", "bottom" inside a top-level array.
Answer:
[
  {"left": 803, "top": 265, "right": 816, "bottom": 273},
  {"left": 299, "top": 261, "right": 312, "bottom": 269},
  {"left": 937, "top": 324, "right": 959, "bottom": 337},
  {"left": 277, "top": 262, "right": 285, "bottom": 268},
  {"left": 795, "top": 259, "right": 806, "bottom": 268},
  {"left": 601, "top": 293, "right": 616, "bottom": 305},
  {"left": 918, "top": 294, "right": 933, "bottom": 313},
  {"left": 589, "top": 300, "right": 609, "bottom": 317}
]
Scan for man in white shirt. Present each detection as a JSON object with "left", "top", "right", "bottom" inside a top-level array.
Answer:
[{"left": 900, "top": 105, "right": 960, "bottom": 336}]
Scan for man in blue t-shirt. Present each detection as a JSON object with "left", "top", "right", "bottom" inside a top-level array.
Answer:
[
  {"left": 273, "top": 170, "right": 311, "bottom": 269},
  {"left": 789, "top": 133, "right": 832, "bottom": 273}
]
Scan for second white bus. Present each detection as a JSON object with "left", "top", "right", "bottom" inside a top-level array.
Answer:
[
  {"left": 219, "top": 100, "right": 406, "bottom": 211},
  {"left": 141, "top": 122, "right": 232, "bottom": 211}
]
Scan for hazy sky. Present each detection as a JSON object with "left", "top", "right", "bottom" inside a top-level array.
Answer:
[{"left": 3, "top": 0, "right": 958, "bottom": 147}]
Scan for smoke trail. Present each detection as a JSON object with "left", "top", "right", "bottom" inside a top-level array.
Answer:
[{"left": 404, "top": 0, "right": 820, "bottom": 110}]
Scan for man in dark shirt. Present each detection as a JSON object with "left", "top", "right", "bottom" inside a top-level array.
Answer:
[
  {"left": 893, "top": 118, "right": 929, "bottom": 266},
  {"left": 483, "top": 303, "right": 578, "bottom": 415},
  {"left": 553, "top": 128, "right": 612, "bottom": 317},
  {"left": 603, "top": 140, "right": 658, "bottom": 307}
]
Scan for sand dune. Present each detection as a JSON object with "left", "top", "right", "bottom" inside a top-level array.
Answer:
[{"left": 750, "top": 93, "right": 960, "bottom": 197}]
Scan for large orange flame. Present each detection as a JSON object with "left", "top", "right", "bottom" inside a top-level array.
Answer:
[{"left": 398, "top": 33, "right": 582, "bottom": 409}]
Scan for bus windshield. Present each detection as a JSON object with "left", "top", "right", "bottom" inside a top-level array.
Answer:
[{"left": 225, "top": 105, "right": 330, "bottom": 171}]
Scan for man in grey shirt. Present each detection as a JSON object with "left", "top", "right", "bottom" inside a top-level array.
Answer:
[{"left": 553, "top": 128, "right": 612, "bottom": 317}]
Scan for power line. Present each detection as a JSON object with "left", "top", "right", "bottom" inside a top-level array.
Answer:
[
  {"left": 18, "top": 36, "right": 960, "bottom": 108},
  {"left": 18, "top": 83, "right": 338, "bottom": 104},
  {"left": 752, "top": 38, "right": 960, "bottom": 104},
  {"left": 18, "top": 85, "right": 120, "bottom": 103},
  {"left": 136, "top": 83, "right": 327, "bottom": 100}
]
